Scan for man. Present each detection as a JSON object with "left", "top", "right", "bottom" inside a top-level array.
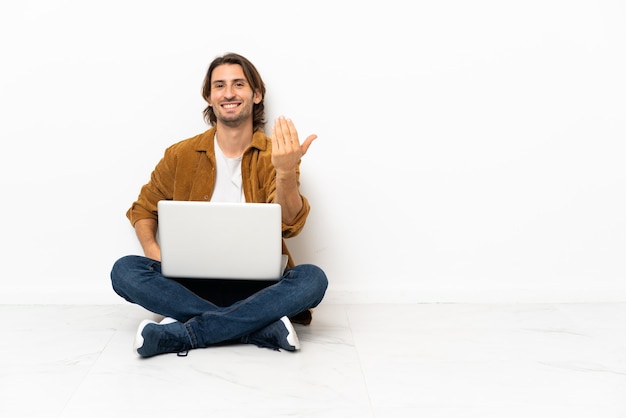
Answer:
[{"left": 110, "top": 52, "right": 328, "bottom": 358}]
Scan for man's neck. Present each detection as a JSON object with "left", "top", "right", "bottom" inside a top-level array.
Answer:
[{"left": 215, "top": 122, "right": 254, "bottom": 158}]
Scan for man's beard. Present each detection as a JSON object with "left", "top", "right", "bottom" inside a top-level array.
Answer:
[{"left": 216, "top": 102, "right": 254, "bottom": 127}]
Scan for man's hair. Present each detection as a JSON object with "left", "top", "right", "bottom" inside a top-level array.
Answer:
[{"left": 201, "top": 52, "right": 267, "bottom": 132}]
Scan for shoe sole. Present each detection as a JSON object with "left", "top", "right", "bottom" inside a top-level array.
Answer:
[
  {"left": 159, "top": 317, "right": 178, "bottom": 325},
  {"left": 133, "top": 319, "right": 157, "bottom": 355},
  {"left": 280, "top": 316, "right": 300, "bottom": 350}
]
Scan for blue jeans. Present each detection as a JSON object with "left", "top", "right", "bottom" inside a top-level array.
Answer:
[{"left": 110, "top": 255, "right": 328, "bottom": 348}]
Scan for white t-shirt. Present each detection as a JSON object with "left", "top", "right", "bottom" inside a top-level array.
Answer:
[{"left": 211, "top": 137, "right": 245, "bottom": 203}]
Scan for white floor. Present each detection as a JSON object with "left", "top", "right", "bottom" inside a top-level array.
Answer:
[{"left": 2, "top": 302, "right": 626, "bottom": 417}]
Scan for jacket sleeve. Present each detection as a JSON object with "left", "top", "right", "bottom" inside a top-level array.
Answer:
[
  {"left": 274, "top": 159, "right": 310, "bottom": 238},
  {"left": 281, "top": 194, "right": 310, "bottom": 238},
  {"left": 126, "top": 148, "right": 177, "bottom": 226}
]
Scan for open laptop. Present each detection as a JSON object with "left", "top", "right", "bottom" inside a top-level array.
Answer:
[{"left": 157, "top": 201, "right": 288, "bottom": 280}]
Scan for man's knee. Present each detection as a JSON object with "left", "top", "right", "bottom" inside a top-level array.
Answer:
[
  {"left": 110, "top": 255, "right": 142, "bottom": 294},
  {"left": 297, "top": 264, "right": 328, "bottom": 301}
]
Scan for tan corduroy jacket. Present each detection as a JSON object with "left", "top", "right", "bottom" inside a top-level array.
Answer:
[{"left": 126, "top": 126, "right": 310, "bottom": 268}]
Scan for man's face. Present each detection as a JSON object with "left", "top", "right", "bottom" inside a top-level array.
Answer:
[{"left": 207, "top": 63, "right": 261, "bottom": 128}]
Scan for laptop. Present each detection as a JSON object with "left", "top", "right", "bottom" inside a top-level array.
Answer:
[{"left": 157, "top": 200, "right": 288, "bottom": 280}]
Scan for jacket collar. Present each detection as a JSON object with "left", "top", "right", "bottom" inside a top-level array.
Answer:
[{"left": 195, "top": 127, "right": 268, "bottom": 153}]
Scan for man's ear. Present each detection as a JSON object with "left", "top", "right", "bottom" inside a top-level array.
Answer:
[{"left": 253, "top": 89, "right": 263, "bottom": 104}]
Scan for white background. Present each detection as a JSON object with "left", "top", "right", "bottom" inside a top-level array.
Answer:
[{"left": 0, "top": 0, "right": 624, "bottom": 304}]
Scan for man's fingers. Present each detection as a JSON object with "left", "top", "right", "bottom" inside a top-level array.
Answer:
[
  {"left": 300, "top": 134, "right": 318, "bottom": 156},
  {"left": 272, "top": 116, "right": 316, "bottom": 155}
]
